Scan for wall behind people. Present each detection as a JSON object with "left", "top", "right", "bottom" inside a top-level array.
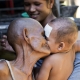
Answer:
[{"left": 61, "top": 0, "right": 80, "bottom": 18}]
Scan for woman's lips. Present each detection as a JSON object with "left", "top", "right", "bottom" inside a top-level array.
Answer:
[{"left": 30, "top": 14, "right": 39, "bottom": 19}]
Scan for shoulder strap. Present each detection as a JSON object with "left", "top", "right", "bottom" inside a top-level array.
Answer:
[{"left": 6, "top": 60, "right": 15, "bottom": 80}]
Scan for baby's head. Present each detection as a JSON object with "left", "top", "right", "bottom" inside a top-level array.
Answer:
[
  {"left": 7, "top": 18, "right": 50, "bottom": 54},
  {"left": 44, "top": 17, "right": 78, "bottom": 53}
]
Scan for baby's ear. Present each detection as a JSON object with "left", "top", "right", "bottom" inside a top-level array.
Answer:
[
  {"left": 23, "top": 28, "right": 30, "bottom": 44},
  {"left": 58, "top": 42, "right": 65, "bottom": 51}
]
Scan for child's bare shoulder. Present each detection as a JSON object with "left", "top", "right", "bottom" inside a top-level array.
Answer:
[{"left": 44, "top": 54, "right": 63, "bottom": 65}]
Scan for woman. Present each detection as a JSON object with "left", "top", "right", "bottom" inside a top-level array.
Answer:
[
  {"left": 1, "top": 0, "right": 80, "bottom": 80},
  {"left": 24, "top": 0, "right": 58, "bottom": 26}
]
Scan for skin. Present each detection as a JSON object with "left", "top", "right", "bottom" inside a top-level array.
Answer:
[
  {"left": 36, "top": 18, "right": 80, "bottom": 80},
  {"left": 0, "top": 18, "right": 50, "bottom": 80}
]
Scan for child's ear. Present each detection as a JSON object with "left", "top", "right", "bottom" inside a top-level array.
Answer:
[
  {"left": 58, "top": 42, "right": 65, "bottom": 51},
  {"left": 23, "top": 28, "right": 30, "bottom": 44}
]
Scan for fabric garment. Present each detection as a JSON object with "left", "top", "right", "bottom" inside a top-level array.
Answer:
[
  {"left": 6, "top": 60, "right": 15, "bottom": 80},
  {"left": 0, "top": 59, "right": 15, "bottom": 80},
  {"left": 68, "top": 52, "right": 80, "bottom": 80},
  {"left": 36, "top": 59, "right": 43, "bottom": 67}
]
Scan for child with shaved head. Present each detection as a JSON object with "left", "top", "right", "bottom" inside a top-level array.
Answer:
[{"left": 36, "top": 17, "right": 80, "bottom": 80}]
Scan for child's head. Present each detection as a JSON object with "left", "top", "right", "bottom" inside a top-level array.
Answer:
[
  {"left": 44, "top": 17, "right": 78, "bottom": 53},
  {"left": 7, "top": 18, "right": 50, "bottom": 54}
]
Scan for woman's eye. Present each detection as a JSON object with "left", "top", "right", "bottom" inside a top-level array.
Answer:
[
  {"left": 45, "top": 36, "right": 49, "bottom": 41},
  {"left": 24, "top": 3, "right": 30, "bottom": 6},
  {"left": 34, "top": 3, "right": 41, "bottom": 6}
]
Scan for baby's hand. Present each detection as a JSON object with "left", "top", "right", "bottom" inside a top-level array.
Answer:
[{"left": 0, "top": 35, "right": 14, "bottom": 52}]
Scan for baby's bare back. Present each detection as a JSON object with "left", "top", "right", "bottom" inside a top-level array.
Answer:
[{"left": 48, "top": 49, "right": 75, "bottom": 80}]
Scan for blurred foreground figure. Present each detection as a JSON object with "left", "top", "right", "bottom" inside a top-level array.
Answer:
[{"left": 0, "top": 18, "right": 50, "bottom": 80}]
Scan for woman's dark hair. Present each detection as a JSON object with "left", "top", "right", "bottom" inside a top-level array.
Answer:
[{"left": 52, "top": 0, "right": 59, "bottom": 17}]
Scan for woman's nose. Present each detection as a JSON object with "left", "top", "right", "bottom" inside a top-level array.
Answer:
[{"left": 29, "top": 5, "right": 36, "bottom": 12}]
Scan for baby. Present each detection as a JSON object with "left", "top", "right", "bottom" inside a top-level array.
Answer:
[{"left": 36, "top": 17, "right": 80, "bottom": 80}]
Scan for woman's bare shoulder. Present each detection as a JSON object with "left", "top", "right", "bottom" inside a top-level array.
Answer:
[{"left": 0, "top": 60, "right": 9, "bottom": 75}]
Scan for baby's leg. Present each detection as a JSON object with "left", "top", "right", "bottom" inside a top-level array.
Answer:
[{"left": 68, "top": 52, "right": 80, "bottom": 80}]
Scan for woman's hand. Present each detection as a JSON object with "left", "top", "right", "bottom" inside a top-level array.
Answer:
[{"left": 0, "top": 35, "right": 14, "bottom": 52}]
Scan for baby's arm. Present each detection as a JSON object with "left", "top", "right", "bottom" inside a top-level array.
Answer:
[
  {"left": 36, "top": 56, "right": 52, "bottom": 80},
  {"left": 74, "top": 40, "right": 80, "bottom": 52}
]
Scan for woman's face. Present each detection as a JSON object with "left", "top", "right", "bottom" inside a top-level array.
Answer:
[{"left": 24, "top": 0, "right": 52, "bottom": 22}]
